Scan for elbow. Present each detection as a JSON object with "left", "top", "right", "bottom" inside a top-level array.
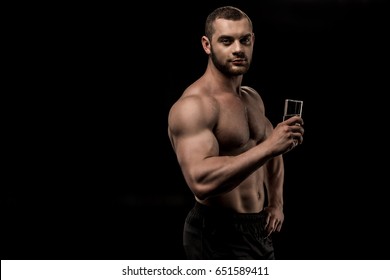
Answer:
[
  {"left": 188, "top": 180, "right": 213, "bottom": 201},
  {"left": 184, "top": 169, "right": 219, "bottom": 201},
  {"left": 193, "top": 188, "right": 209, "bottom": 201},
  {"left": 187, "top": 181, "right": 208, "bottom": 201},
  {"left": 183, "top": 170, "right": 206, "bottom": 200}
]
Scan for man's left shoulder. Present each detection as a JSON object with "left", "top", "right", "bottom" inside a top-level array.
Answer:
[{"left": 241, "top": 86, "right": 261, "bottom": 99}]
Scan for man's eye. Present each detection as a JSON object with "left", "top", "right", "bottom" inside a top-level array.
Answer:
[{"left": 241, "top": 37, "right": 251, "bottom": 44}]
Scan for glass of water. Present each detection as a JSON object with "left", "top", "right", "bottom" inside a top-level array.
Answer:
[{"left": 283, "top": 99, "right": 303, "bottom": 121}]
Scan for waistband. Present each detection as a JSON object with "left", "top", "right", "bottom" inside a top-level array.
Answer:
[{"left": 187, "top": 201, "right": 265, "bottom": 223}]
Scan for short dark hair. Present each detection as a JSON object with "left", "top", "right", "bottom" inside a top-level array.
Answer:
[{"left": 205, "top": 6, "right": 253, "bottom": 40}]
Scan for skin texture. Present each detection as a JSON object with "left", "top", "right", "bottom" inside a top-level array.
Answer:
[{"left": 168, "top": 8, "right": 304, "bottom": 237}]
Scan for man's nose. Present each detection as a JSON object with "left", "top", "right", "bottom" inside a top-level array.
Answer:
[{"left": 232, "top": 40, "right": 243, "bottom": 52}]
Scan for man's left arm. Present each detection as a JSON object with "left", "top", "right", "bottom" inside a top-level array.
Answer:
[{"left": 263, "top": 139, "right": 285, "bottom": 236}]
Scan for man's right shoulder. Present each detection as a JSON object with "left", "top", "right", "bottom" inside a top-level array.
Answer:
[
  {"left": 173, "top": 87, "right": 216, "bottom": 109},
  {"left": 168, "top": 91, "right": 219, "bottom": 128},
  {"left": 170, "top": 93, "right": 216, "bottom": 117}
]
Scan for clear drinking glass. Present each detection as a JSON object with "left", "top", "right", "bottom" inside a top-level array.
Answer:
[{"left": 283, "top": 99, "right": 303, "bottom": 121}]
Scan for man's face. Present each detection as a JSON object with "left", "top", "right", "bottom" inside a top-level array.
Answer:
[{"left": 209, "top": 18, "right": 254, "bottom": 76}]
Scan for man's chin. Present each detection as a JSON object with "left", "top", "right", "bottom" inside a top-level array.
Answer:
[{"left": 230, "top": 68, "right": 248, "bottom": 76}]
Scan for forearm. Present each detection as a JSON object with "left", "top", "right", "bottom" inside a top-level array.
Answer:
[
  {"left": 184, "top": 144, "right": 274, "bottom": 200},
  {"left": 265, "top": 155, "right": 284, "bottom": 208}
]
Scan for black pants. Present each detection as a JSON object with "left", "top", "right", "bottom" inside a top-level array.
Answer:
[{"left": 183, "top": 202, "right": 275, "bottom": 260}]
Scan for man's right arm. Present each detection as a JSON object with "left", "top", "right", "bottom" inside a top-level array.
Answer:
[{"left": 168, "top": 95, "right": 275, "bottom": 200}]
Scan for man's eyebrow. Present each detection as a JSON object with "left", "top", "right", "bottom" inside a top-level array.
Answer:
[
  {"left": 218, "top": 35, "right": 233, "bottom": 39},
  {"left": 218, "top": 33, "right": 253, "bottom": 39},
  {"left": 241, "top": 33, "right": 253, "bottom": 38},
  {"left": 218, "top": 33, "right": 252, "bottom": 40}
]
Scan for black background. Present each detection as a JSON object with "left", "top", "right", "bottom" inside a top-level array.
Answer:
[{"left": 4, "top": 0, "right": 389, "bottom": 260}]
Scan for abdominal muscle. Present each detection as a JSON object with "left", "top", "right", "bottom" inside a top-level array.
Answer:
[{"left": 196, "top": 168, "right": 266, "bottom": 213}]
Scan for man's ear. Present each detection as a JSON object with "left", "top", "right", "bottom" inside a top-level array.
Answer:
[{"left": 201, "top": 36, "right": 211, "bottom": 54}]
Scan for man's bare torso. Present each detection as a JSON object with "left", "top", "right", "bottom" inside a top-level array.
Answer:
[{"left": 181, "top": 79, "right": 270, "bottom": 213}]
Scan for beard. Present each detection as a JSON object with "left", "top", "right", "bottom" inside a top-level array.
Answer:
[{"left": 210, "top": 48, "right": 251, "bottom": 76}]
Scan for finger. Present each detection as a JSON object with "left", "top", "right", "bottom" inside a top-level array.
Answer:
[
  {"left": 266, "top": 224, "right": 276, "bottom": 238},
  {"left": 275, "top": 222, "right": 282, "bottom": 232},
  {"left": 272, "top": 220, "right": 279, "bottom": 232},
  {"left": 264, "top": 213, "right": 271, "bottom": 228},
  {"left": 267, "top": 219, "right": 277, "bottom": 233},
  {"left": 286, "top": 116, "right": 303, "bottom": 126},
  {"left": 292, "top": 126, "right": 304, "bottom": 135}
]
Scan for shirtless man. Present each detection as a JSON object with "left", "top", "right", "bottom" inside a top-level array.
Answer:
[{"left": 167, "top": 6, "right": 304, "bottom": 259}]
